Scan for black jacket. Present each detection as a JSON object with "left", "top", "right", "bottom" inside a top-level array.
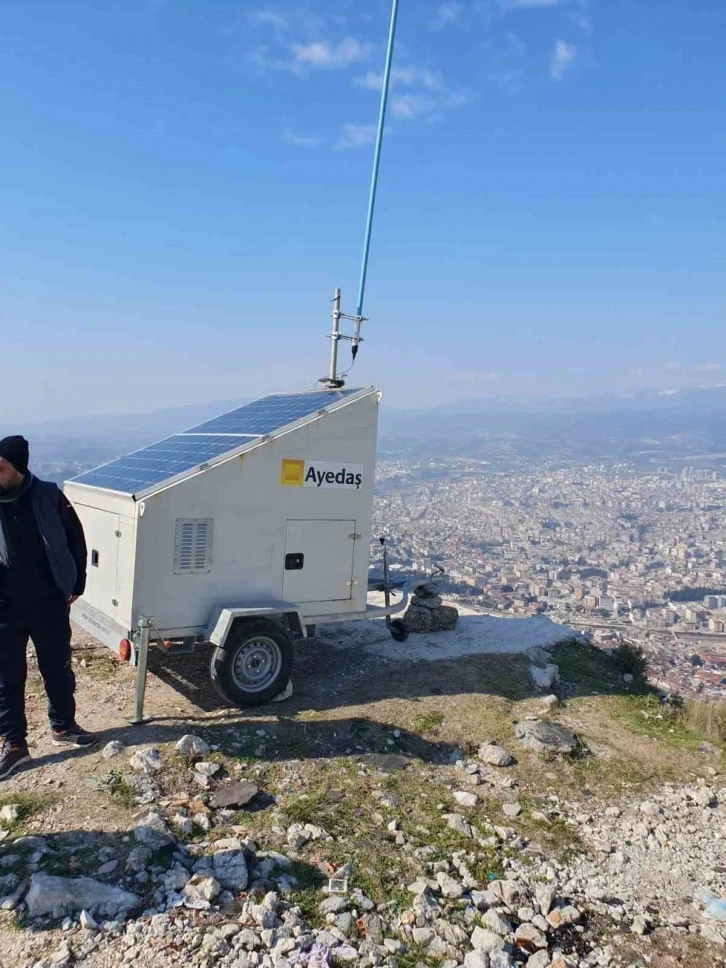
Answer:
[{"left": 0, "top": 478, "right": 87, "bottom": 609}]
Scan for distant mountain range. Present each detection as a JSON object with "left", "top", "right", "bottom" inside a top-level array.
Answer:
[
  {"left": 8, "top": 383, "right": 726, "bottom": 476},
  {"left": 378, "top": 384, "right": 726, "bottom": 464}
]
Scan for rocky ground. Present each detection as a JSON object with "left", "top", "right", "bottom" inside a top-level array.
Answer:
[{"left": 0, "top": 618, "right": 725, "bottom": 968}]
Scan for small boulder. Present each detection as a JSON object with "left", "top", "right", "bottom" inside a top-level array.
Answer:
[
  {"left": 529, "top": 664, "right": 559, "bottom": 690},
  {"left": 454, "top": 791, "right": 478, "bottom": 808},
  {"left": 175, "top": 734, "right": 211, "bottom": 757},
  {"left": 102, "top": 741, "right": 125, "bottom": 760},
  {"left": 125, "top": 846, "right": 151, "bottom": 872},
  {"left": 79, "top": 909, "right": 98, "bottom": 931},
  {"left": 195, "top": 762, "right": 221, "bottom": 777},
  {"left": 212, "top": 846, "right": 249, "bottom": 892},
  {"left": 210, "top": 781, "right": 258, "bottom": 809},
  {"left": 129, "top": 748, "right": 163, "bottom": 774},
  {"left": 320, "top": 896, "right": 348, "bottom": 915},
  {"left": 172, "top": 814, "right": 194, "bottom": 837},
  {"left": 477, "top": 744, "right": 513, "bottom": 767},
  {"left": 134, "top": 812, "right": 175, "bottom": 850},
  {"left": 514, "top": 923, "right": 548, "bottom": 949},
  {"left": 514, "top": 721, "right": 578, "bottom": 755},
  {"left": 446, "top": 814, "right": 474, "bottom": 838},
  {"left": 183, "top": 875, "right": 220, "bottom": 908},
  {"left": 464, "top": 953, "right": 490, "bottom": 968},
  {"left": 0, "top": 805, "right": 20, "bottom": 824},
  {"left": 471, "top": 927, "right": 505, "bottom": 954},
  {"left": 436, "top": 871, "right": 464, "bottom": 899},
  {"left": 482, "top": 908, "right": 512, "bottom": 936},
  {"left": 25, "top": 873, "right": 138, "bottom": 919}
]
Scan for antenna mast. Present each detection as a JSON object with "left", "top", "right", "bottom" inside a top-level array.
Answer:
[{"left": 321, "top": 0, "right": 400, "bottom": 389}]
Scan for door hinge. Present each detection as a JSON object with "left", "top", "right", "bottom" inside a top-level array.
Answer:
[
  {"left": 345, "top": 580, "right": 359, "bottom": 587},
  {"left": 112, "top": 599, "right": 118, "bottom": 607},
  {"left": 348, "top": 533, "right": 362, "bottom": 540},
  {"left": 115, "top": 531, "right": 122, "bottom": 538}
]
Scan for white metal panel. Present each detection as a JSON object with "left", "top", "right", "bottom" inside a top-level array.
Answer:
[
  {"left": 128, "top": 389, "right": 379, "bottom": 632},
  {"left": 64, "top": 483, "right": 135, "bottom": 518},
  {"left": 282, "top": 520, "right": 356, "bottom": 603},
  {"left": 76, "top": 505, "right": 121, "bottom": 621},
  {"left": 114, "top": 514, "right": 137, "bottom": 629}
]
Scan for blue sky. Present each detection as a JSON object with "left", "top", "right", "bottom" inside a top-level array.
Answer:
[{"left": 2, "top": 0, "right": 724, "bottom": 421}]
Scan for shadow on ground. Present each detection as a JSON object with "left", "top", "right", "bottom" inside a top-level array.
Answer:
[
  {"left": 144, "top": 623, "right": 643, "bottom": 717},
  {"left": 14, "top": 713, "right": 461, "bottom": 774}
]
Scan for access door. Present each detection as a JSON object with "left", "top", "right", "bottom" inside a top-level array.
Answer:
[
  {"left": 74, "top": 505, "right": 121, "bottom": 620},
  {"left": 282, "top": 519, "right": 356, "bottom": 604}
]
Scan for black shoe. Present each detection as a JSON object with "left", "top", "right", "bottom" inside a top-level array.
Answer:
[
  {"left": 51, "top": 724, "right": 99, "bottom": 749},
  {"left": 0, "top": 744, "right": 31, "bottom": 780}
]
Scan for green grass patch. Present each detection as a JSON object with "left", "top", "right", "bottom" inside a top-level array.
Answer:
[
  {"left": 287, "top": 860, "right": 327, "bottom": 926},
  {"left": 615, "top": 693, "right": 704, "bottom": 751},
  {"left": 103, "top": 772, "right": 137, "bottom": 809},
  {"left": 410, "top": 712, "right": 445, "bottom": 737},
  {"left": 0, "top": 791, "right": 52, "bottom": 831},
  {"left": 391, "top": 943, "right": 439, "bottom": 968},
  {"left": 550, "top": 639, "right": 637, "bottom": 694},
  {"left": 612, "top": 643, "right": 648, "bottom": 678}
]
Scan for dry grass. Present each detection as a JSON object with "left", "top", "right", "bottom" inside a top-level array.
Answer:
[{"left": 682, "top": 699, "right": 726, "bottom": 743}]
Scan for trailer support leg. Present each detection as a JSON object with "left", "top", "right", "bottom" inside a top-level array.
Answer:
[{"left": 130, "top": 617, "right": 152, "bottom": 724}]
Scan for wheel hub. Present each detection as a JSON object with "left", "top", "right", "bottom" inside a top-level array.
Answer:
[{"left": 232, "top": 637, "right": 282, "bottom": 693}]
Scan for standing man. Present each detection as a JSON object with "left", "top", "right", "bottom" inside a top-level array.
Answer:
[{"left": 0, "top": 436, "right": 97, "bottom": 779}]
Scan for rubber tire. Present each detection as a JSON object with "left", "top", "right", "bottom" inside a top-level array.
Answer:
[
  {"left": 389, "top": 619, "right": 410, "bottom": 643},
  {"left": 210, "top": 619, "right": 293, "bottom": 707}
]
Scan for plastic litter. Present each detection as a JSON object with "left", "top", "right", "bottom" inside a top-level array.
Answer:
[
  {"left": 291, "top": 944, "right": 331, "bottom": 968},
  {"left": 326, "top": 877, "right": 348, "bottom": 895},
  {"left": 706, "top": 899, "right": 726, "bottom": 922},
  {"left": 694, "top": 889, "right": 726, "bottom": 921}
]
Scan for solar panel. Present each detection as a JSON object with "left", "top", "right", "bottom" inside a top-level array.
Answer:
[
  {"left": 70, "top": 389, "right": 362, "bottom": 496},
  {"left": 183, "top": 390, "right": 358, "bottom": 437}
]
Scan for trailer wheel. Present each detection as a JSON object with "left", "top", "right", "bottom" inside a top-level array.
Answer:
[
  {"left": 389, "top": 619, "right": 409, "bottom": 643},
  {"left": 210, "top": 619, "right": 293, "bottom": 707}
]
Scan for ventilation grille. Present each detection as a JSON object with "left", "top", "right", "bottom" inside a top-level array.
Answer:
[{"left": 173, "top": 518, "right": 214, "bottom": 575}]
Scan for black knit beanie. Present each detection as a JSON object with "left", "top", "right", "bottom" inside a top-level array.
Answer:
[{"left": 0, "top": 436, "right": 29, "bottom": 475}]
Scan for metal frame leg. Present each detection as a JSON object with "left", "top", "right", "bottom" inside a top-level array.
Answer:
[{"left": 130, "top": 617, "right": 152, "bottom": 724}]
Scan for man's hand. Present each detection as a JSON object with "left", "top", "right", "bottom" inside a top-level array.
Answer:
[{"left": 67, "top": 595, "right": 80, "bottom": 606}]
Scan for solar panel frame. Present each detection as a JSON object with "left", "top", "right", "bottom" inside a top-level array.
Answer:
[{"left": 69, "top": 387, "right": 373, "bottom": 499}]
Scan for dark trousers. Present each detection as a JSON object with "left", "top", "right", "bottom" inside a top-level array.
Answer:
[{"left": 0, "top": 598, "right": 76, "bottom": 745}]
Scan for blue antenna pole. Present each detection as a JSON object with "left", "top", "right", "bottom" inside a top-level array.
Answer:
[{"left": 355, "top": 0, "right": 400, "bottom": 326}]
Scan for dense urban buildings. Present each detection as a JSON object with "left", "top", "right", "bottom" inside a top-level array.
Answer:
[{"left": 372, "top": 459, "right": 726, "bottom": 699}]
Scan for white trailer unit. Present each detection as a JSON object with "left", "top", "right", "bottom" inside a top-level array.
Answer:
[{"left": 65, "top": 387, "right": 424, "bottom": 719}]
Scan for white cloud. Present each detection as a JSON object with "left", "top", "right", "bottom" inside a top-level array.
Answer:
[
  {"left": 283, "top": 129, "right": 322, "bottom": 147},
  {"left": 692, "top": 362, "right": 721, "bottom": 372},
  {"left": 292, "top": 37, "right": 371, "bottom": 70},
  {"left": 358, "top": 66, "right": 444, "bottom": 92},
  {"left": 432, "top": 1, "right": 463, "bottom": 29},
  {"left": 357, "top": 65, "right": 471, "bottom": 125},
  {"left": 248, "top": 9, "right": 289, "bottom": 30},
  {"left": 570, "top": 12, "right": 592, "bottom": 33},
  {"left": 550, "top": 39, "right": 576, "bottom": 79},
  {"left": 390, "top": 94, "right": 437, "bottom": 120},
  {"left": 336, "top": 123, "right": 378, "bottom": 150}
]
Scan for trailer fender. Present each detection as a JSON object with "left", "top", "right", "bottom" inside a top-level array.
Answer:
[{"left": 207, "top": 603, "right": 307, "bottom": 648}]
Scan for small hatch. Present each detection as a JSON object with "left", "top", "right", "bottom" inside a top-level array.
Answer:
[{"left": 173, "top": 518, "right": 214, "bottom": 575}]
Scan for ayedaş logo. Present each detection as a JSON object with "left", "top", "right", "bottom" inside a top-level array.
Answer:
[
  {"left": 305, "top": 465, "right": 363, "bottom": 489},
  {"left": 280, "top": 459, "right": 364, "bottom": 490}
]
